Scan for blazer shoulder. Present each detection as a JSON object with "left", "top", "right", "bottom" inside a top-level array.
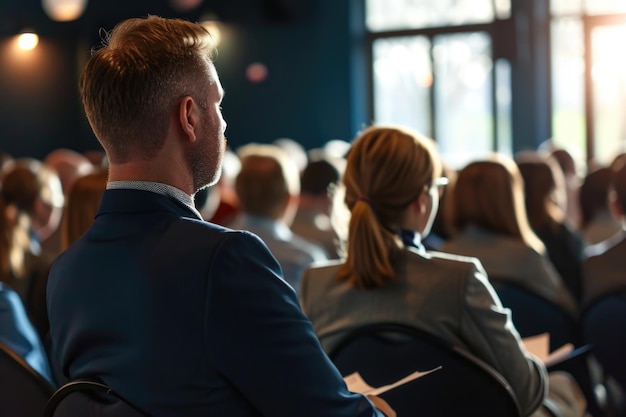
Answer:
[{"left": 410, "top": 248, "right": 484, "bottom": 274}]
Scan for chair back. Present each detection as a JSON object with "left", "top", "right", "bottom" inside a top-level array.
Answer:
[
  {"left": 493, "top": 281, "right": 608, "bottom": 417},
  {"left": 0, "top": 341, "right": 55, "bottom": 417},
  {"left": 44, "top": 380, "right": 147, "bottom": 417},
  {"left": 582, "top": 293, "right": 626, "bottom": 389},
  {"left": 328, "top": 322, "right": 522, "bottom": 417},
  {"left": 491, "top": 281, "right": 580, "bottom": 350}
]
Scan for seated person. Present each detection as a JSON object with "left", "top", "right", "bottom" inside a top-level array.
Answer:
[
  {"left": 47, "top": 16, "right": 393, "bottom": 417},
  {"left": 0, "top": 281, "right": 54, "bottom": 384},
  {"left": 229, "top": 143, "right": 328, "bottom": 293},
  {"left": 291, "top": 155, "right": 342, "bottom": 259},
  {"left": 582, "top": 160, "right": 626, "bottom": 308},
  {"left": 441, "top": 154, "right": 577, "bottom": 315},
  {"left": 300, "top": 125, "right": 585, "bottom": 417}
]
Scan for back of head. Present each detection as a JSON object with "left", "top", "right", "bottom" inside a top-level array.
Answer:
[
  {"left": 1, "top": 159, "right": 63, "bottom": 216},
  {"left": 80, "top": 16, "right": 216, "bottom": 164},
  {"left": 550, "top": 148, "right": 577, "bottom": 179},
  {"left": 579, "top": 167, "right": 612, "bottom": 229},
  {"left": 235, "top": 144, "right": 300, "bottom": 219},
  {"left": 0, "top": 159, "right": 63, "bottom": 279},
  {"left": 338, "top": 125, "right": 441, "bottom": 289},
  {"left": 61, "top": 169, "right": 108, "bottom": 250},
  {"left": 43, "top": 148, "right": 93, "bottom": 194},
  {"left": 453, "top": 154, "right": 543, "bottom": 252},
  {"left": 516, "top": 154, "right": 566, "bottom": 231},
  {"left": 300, "top": 158, "right": 341, "bottom": 196}
]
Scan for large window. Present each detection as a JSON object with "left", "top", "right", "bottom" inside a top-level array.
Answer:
[
  {"left": 551, "top": 1, "right": 626, "bottom": 170},
  {"left": 366, "top": 0, "right": 512, "bottom": 169}
]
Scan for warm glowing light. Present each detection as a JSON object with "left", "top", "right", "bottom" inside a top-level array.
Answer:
[
  {"left": 201, "top": 20, "right": 222, "bottom": 46},
  {"left": 246, "top": 63, "right": 268, "bottom": 83},
  {"left": 42, "top": 0, "right": 88, "bottom": 22},
  {"left": 169, "top": 0, "right": 203, "bottom": 12},
  {"left": 17, "top": 32, "right": 39, "bottom": 51}
]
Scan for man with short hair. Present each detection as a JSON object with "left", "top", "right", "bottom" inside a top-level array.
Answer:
[
  {"left": 229, "top": 143, "right": 329, "bottom": 293},
  {"left": 46, "top": 15, "right": 393, "bottom": 417}
]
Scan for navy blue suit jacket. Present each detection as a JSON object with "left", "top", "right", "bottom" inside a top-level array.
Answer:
[{"left": 47, "top": 189, "right": 382, "bottom": 417}]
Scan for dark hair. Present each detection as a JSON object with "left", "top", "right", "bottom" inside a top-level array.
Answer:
[{"left": 300, "top": 159, "right": 340, "bottom": 196}]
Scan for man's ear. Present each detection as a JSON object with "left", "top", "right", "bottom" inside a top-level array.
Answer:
[{"left": 178, "top": 96, "right": 198, "bottom": 143}]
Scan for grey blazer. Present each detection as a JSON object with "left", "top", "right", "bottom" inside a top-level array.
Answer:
[{"left": 300, "top": 247, "right": 547, "bottom": 417}]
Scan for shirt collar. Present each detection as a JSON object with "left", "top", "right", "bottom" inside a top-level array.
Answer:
[{"left": 107, "top": 181, "right": 203, "bottom": 220}]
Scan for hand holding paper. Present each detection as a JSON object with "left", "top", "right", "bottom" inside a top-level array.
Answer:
[
  {"left": 344, "top": 366, "right": 442, "bottom": 396},
  {"left": 522, "top": 333, "right": 574, "bottom": 367}
]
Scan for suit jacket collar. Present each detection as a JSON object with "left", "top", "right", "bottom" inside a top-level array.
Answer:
[{"left": 97, "top": 188, "right": 203, "bottom": 221}]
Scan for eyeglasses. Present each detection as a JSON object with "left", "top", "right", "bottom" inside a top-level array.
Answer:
[
  {"left": 434, "top": 177, "right": 449, "bottom": 197},
  {"left": 435, "top": 177, "right": 449, "bottom": 188}
]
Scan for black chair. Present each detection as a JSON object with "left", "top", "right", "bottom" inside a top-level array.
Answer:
[
  {"left": 583, "top": 293, "right": 626, "bottom": 391},
  {"left": 328, "top": 322, "right": 522, "bottom": 417},
  {"left": 0, "top": 341, "right": 55, "bottom": 417},
  {"left": 493, "top": 281, "right": 607, "bottom": 417},
  {"left": 44, "top": 379, "right": 147, "bottom": 417},
  {"left": 491, "top": 281, "right": 580, "bottom": 350}
]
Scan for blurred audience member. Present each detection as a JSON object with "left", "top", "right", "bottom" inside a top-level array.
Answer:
[
  {"left": 194, "top": 185, "right": 220, "bottom": 222},
  {"left": 41, "top": 148, "right": 94, "bottom": 258},
  {"left": 274, "top": 137, "right": 308, "bottom": 173},
  {"left": 0, "top": 159, "right": 62, "bottom": 340},
  {"left": 43, "top": 148, "right": 93, "bottom": 195},
  {"left": 229, "top": 144, "right": 328, "bottom": 293},
  {"left": 550, "top": 148, "right": 582, "bottom": 230},
  {"left": 208, "top": 148, "right": 240, "bottom": 226},
  {"left": 582, "top": 160, "right": 626, "bottom": 308},
  {"left": 441, "top": 154, "right": 577, "bottom": 314},
  {"left": 0, "top": 151, "right": 14, "bottom": 173},
  {"left": 579, "top": 167, "right": 621, "bottom": 245},
  {"left": 83, "top": 149, "right": 108, "bottom": 168},
  {"left": 516, "top": 152, "right": 585, "bottom": 303},
  {"left": 291, "top": 156, "right": 342, "bottom": 259},
  {"left": 0, "top": 281, "right": 54, "bottom": 384},
  {"left": 60, "top": 168, "right": 108, "bottom": 251}
]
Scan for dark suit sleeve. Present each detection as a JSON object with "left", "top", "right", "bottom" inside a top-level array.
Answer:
[{"left": 205, "top": 231, "right": 384, "bottom": 417}]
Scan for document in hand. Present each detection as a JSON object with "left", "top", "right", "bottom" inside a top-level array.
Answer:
[
  {"left": 522, "top": 333, "right": 575, "bottom": 367},
  {"left": 343, "top": 366, "right": 442, "bottom": 396}
]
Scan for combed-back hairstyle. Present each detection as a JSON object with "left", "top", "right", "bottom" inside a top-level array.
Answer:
[
  {"left": 453, "top": 154, "right": 545, "bottom": 254},
  {"left": 337, "top": 125, "right": 441, "bottom": 289},
  {"left": 235, "top": 144, "right": 300, "bottom": 219},
  {"left": 516, "top": 153, "right": 566, "bottom": 232},
  {"left": 80, "top": 16, "right": 216, "bottom": 163}
]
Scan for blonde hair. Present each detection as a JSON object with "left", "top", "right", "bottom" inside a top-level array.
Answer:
[
  {"left": 453, "top": 154, "right": 545, "bottom": 254},
  {"left": 61, "top": 168, "right": 108, "bottom": 250},
  {"left": 80, "top": 16, "right": 217, "bottom": 163},
  {"left": 337, "top": 125, "right": 441, "bottom": 289},
  {"left": 0, "top": 159, "right": 61, "bottom": 280}
]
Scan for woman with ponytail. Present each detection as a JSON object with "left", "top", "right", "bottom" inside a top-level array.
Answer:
[{"left": 300, "top": 126, "right": 585, "bottom": 417}]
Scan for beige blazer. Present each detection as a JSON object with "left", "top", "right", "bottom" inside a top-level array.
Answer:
[
  {"left": 582, "top": 230, "right": 626, "bottom": 308},
  {"left": 441, "top": 227, "right": 578, "bottom": 315},
  {"left": 300, "top": 247, "right": 547, "bottom": 417}
]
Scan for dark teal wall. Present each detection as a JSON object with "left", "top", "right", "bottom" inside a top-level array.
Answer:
[
  {"left": 215, "top": 0, "right": 358, "bottom": 151},
  {"left": 0, "top": 0, "right": 363, "bottom": 159}
]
